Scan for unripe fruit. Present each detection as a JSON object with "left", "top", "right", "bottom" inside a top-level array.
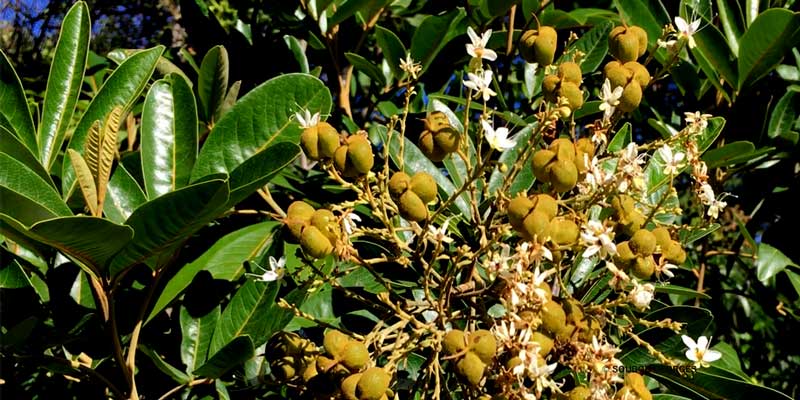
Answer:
[
  {"left": 663, "top": 240, "right": 687, "bottom": 264},
  {"left": 520, "top": 27, "right": 558, "bottom": 66},
  {"left": 434, "top": 126, "right": 460, "bottom": 153},
  {"left": 531, "top": 331, "right": 554, "bottom": 355},
  {"left": 347, "top": 135, "right": 375, "bottom": 174},
  {"left": 536, "top": 281, "right": 553, "bottom": 300},
  {"left": 628, "top": 26, "right": 649, "bottom": 58},
  {"left": 541, "top": 301, "right": 567, "bottom": 335},
  {"left": 574, "top": 137, "right": 595, "bottom": 173},
  {"left": 324, "top": 330, "right": 350, "bottom": 360},
  {"left": 356, "top": 367, "right": 391, "bottom": 400},
  {"left": 507, "top": 195, "right": 535, "bottom": 229},
  {"left": 566, "top": 386, "right": 592, "bottom": 400},
  {"left": 632, "top": 256, "right": 655, "bottom": 279},
  {"left": 341, "top": 341, "right": 369, "bottom": 371},
  {"left": 301, "top": 225, "right": 333, "bottom": 258},
  {"left": 311, "top": 209, "right": 340, "bottom": 244},
  {"left": 630, "top": 229, "right": 657, "bottom": 256},
  {"left": 622, "top": 210, "right": 646, "bottom": 235},
  {"left": 532, "top": 149, "right": 557, "bottom": 182},
  {"left": 388, "top": 172, "right": 411, "bottom": 199},
  {"left": 301, "top": 122, "right": 340, "bottom": 160},
  {"left": 286, "top": 201, "right": 315, "bottom": 239},
  {"left": 550, "top": 138, "right": 576, "bottom": 162},
  {"left": 615, "top": 241, "right": 636, "bottom": 264},
  {"left": 456, "top": 351, "right": 485, "bottom": 387},
  {"left": 612, "top": 195, "right": 636, "bottom": 216},
  {"left": 558, "top": 62, "right": 582, "bottom": 84},
  {"left": 605, "top": 65, "right": 632, "bottom": 89},
  {"left": 604, "top": 60, "right": 622, "bottom": 76},
  {"left": 532, "top": 194, "right": 558, "bottom": 220},
  {"left": 618, "top": 82, "right": 643, "bottom": 112},
  {"left": 341, "top": 373, "right": 362, "bottom": 400},
  {"left": 273, "top": 356, "right": 297, "bottom": 381},
  {"left": 559, "top": 81, "right": 584, "bottom": 110},
  {"left": 563, "top": 298, "right": 585, "bottom": 324},
  {"left": 301, "top": 126, "right": 321, "bottom": 160},
  {"left": 624, "top": 372, "right": 653, "bottom": 400},
  {"left": 469, "top": 330, "right": 497, "bottom": 364},
  {"left": 652, "top": 226, "right": 672, "bottom": 249},
  {"left": 419, "top": 130, "right": 447, "bottom": 162},
  {"left": 555, "top": 322, "right": 577, "bottom": 342},
  {"left": 316, "top": 355, "right": 338, "bottom": 373},
  {"left": 549, "top": 159, "right": 579, "bottom": 193},
  {"left": 410, "top": 172, "right": 437, "bottom": 204},
  {"left": 443, "top": 329, "right": 467, "bottom": 356},
  {"left": 398, "top": 190, "right": 428, "bottom": 222},
  {"left": 609, "top": 27, "right": 640, "bottom": 62},
  {"left": 624, "top": 61, "right": 650, "bottom": 87},
  {"left": 548, "top": 217, "right": 579, "bottom": 245},
  {"left": 542, "top": 75, "right": 561, "bottom": 103},
  {"left": 424, "top": 112, "right": 450, "bottom": 132},
  {"left": 523, "top": 210, "right": 550, "bottom": 240}
]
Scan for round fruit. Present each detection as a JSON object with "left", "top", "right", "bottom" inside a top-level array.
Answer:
[
  {"left": 542, "top": 75, "right": 561, "bottom": 102},
  {"left": 618, "top": 82, "right": 643, "bottom": 113},
  {"left": 286, "top": 201, "right": 315, "bottom": 239},
  {"left": 523, "top": 210, "right": 551, "bottom": 240},
  {"left": 630, "top": 229, "right": 657, "bottom": 256},
  {"left": 610, "top": 28, "right": 640, "bottom": 62},
  {"left": 324, "top": 330, "right": 350, "bottom": 360},
  {"left": 311, "top": 209, "right": 340, "bottom": 244},
  {"left": 549, "top": 159, "right": 579, "bottom": 193},
  {"left": 356, "top": 367, "right": 391, "bottom": 400},
  {"left": 341, "top": 341, "right": 370, "bottom": 371},
  {"left": 651, "top": 226, "right": 672, "bottom": 249},
  {"left": 628, "top": 26, "right": 649, "bottom": 57},
  {"left": 531, "top": 331, "right": 554, "bottom": 355},
  {"left": 434, "top": 126, "right": 460, "bottom": 153},
  {"left": 334, "top": 145, "right": 352, "bottom": 176},
  {"left": 519, "top": 29, "right": 539, "bottom": 63},
  {"left": 604, "top": 60, "right": 622, "bottom": 75},
  {"left": 566, "top": 386, "right": 592, "bottom": 400},
  {"left": 410, "top": 172, "right": 437, "bottom": 203},
  {"left": 425, "top": 112, "right": 450, "bottom": 132},
  {"left": 273, "top": 356, "right": 297, "bottom": 381},
  {"left": 632, "top": 256, "right": 655, "bottom": 279},
  {"left": 300, "top": 126, "right": 321, "bottom": 160},
  {"left": 559, "top": 82, "right": 584, "bottom": 110},
  {"left": 550, "top": 138, "right": 576, "bottom": 162},
  {"left": 388, "top": 172, "right": 411, "bottom": 199},
  {"left": 316, "top": 355, "right": 338, "bottom": 373},
  {"left": 300, "top": 225, "right": 333, "bottom": 258},
  {"left": 317, "top": 122, "right": 341, "bottom": 158},
  {"left": 548, "top": 217, "right": 579, "bottom": 245},
  {"left": 534, "top": 26, "right": 558, "bottom": 66},
  {"left": 341, "top": 373, "right": 362, "bottom": 400},
  {"left": 605, "top": 65, "right": 632, "bottom": 89},
  {"left": 398, "top": 190, "right": 428, "bottom": 222},
  {"left": 615, "top": 241, "right": 636, "bottom": 264},
  {"left": 541, "top": 301, "right": 567, "bottom": 335},
  {"left": 574, "top": 137, "right": 595, "bottom": 173},
  {"left": 347, "top": 135, "right": 374, "bottom": 174},
  {"left": 559, "top": 62, "right": 582, "bottom": 84},
  {"left": 663, "top": 240, "right": 687, "bottom": 264},
  {"left": 532, "top": 194, "right": 559, "bottom": 220},
  {"left": 469, "top": 330, "right": 497, "bottom": 364},
  {"left": 442, "top": 329, "right": 467, "bottom": 356},
  {"left": 507, "top": 195, "right": 535, "bottom": 229},
  {"left": 624, "top": 61, "right": 650, "bottom": 87},
  {"left": 456, "top": 351, "right": 485, "bottom": 387},
  {"left": 532, "top": 149, "right": 557, "bottom": 182},
  {"left": 419, "top": 130, "right": 447, "bottom": 162}
]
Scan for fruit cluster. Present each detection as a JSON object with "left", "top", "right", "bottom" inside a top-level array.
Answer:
[
  {"left": 519, "top": 26, "right": 558, "bottom": 66},
  {"left": 418, "top": 112, "right": 460, "bottom": 162},
  {"left": 301, "top": 119, "right": 340, "bottom": 160},
  {"left": 265, "top": 332, "right": 317, "bottom": 383},
  {"left": 604, "top": 25, "right": 650, "bottom": 113},
  {"left": 285, "top": 200, "right": 340, "bottom": 258},
  {"left": 616, "top": 226, "right": 687, "bottom": 280},
  {"left": 532, "top": 138, "right": 595, "bottom": 193},
  {"left": 442, "top": 329, "right": 497, "bottom": 387},
  {"left": 300, "top": 119, "right": 375, "bottom": 178},
  {"left": 312, "top": 330, "right": 392, "bottom": 400},
  {"left": 388, "top": 171, "right": 437, "bottom": 222},
  {"left": 608, "top": 25, "right": 648, "bottom": 63},
  {"left": 543, "top": 61, "right": 584, "bottom": 113}
]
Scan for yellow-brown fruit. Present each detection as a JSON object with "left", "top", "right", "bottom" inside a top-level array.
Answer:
[
  {"left": 522, "top": 210, "right": 551, "bottom": 240},
  {"left": 618, "top": 82, "right": 643, "bottom": 113},
  {"left": 532, "top": 194, "right": 559, "bottom": 220},
  {"left": 356, "top": 367, "right": 391, "bottom": 400},
  {"left": 663, "top": 240, "right": 687, "bottom": 264},
  {"left": 549, "top": 217, "right": 579, "bottom": 245},
  {"left": 550, "top": 138, "right": 576, "bottom": 162},
  {"left": 334, "top": 145, "right": 352, "bottom": 176},
  {"left": 630, "top": 229, "right": 657, "bottom": 256},
  {"left": 563, "top": 298, "right": 585, "bottom": 324},
  {"left": 623, "top": 210, "right": 646, "bottom": 235},
  {"left": 434, "top": 126, "right": 460, "bottom": 153},
  {"left": 302, "top": 361, "right": 318, "bottom": 382},
  {"left": 549, "top": 159, "right": 579, "bottom": 193},
  {"left": 532, "top": 149, "right": 557, "bottom": 182},
  {"left": 341, "top": 341, "right": 369, "bottom": 371},
  {"left": 347, "top": 135, "right": 375, "bottom": 175},
  {"left": 574, "top": 137, "right": 595, "bottom": 173},
  {"left": 410, "top": 172, "right": 437, "bottom": 204},
  {"left": 624, "top": 61, "right": 650, "bottom": 87},
  {"left": 556, "top": 322, "right": 577, "bottom": 342},
  {"left": 536, "top": 281, "right": 553, "bottom": 300},
  {"left": 615, "top": 241, "right": 636, "bottom": 264},
  {"left": 531, "top": 331, "right": 554, "bottom": 355},
  {"left": 341, "top": 373, "right": 362, "bottom": 400},
  {"left": 324, "top": 330, "right": 350, "bottom": 360},
  {"left": 506, "top": 356, "right": 522, "bottom": 371},
  {"left": 273, "top": 356, "right": 297, "bottom": 381},
  {"left": 419, "top": 130, "right": 447, "bottom": 162},
  {"left": 300, "top": 225, "right": 333, "bottom": 258},
  {"left": 424, "top": 112, "right": 450, "bottom": 132},
  {"left": 398, "top": 190, "right": 428, "bottom": 222},
  {"left": 541, "top": 301, "right": 567, "bottom": 335},
  {"left": 603, "top": 60, "right": 622, "bottom": 76},
  {"left": 612, "top": 195, "right": 636, "bottom": 216},
  {"left": 300, "top": 126, "right": 322, "bottom": 160},
  {"left": 534, "top": 26, "right": 558, "bottom": 66},
  {"left": 566, "top": 386, "right": 592, "bottom": 400},
  {"left": 456, "top": 351, "right": 485, "bottom": 387},
  {"left": 605, "top": 65, "right": 632, "bottom": 89},
  {"left": 632, "top": 256, "right": 655, "bottom": 279},
  {"left": 269, "top": 331, "right": 314, "bottom": 357},
  {"left": 624, "top": 372, "right": 653, "bottom": 400},
  {"left": 628, "top": 26, "right": 649, "bottom": 58},
  {"left": 311, "top": 209, "right": 340, "bottom": 245},
  {"left": 443, "top": 329, "right": 467, "bottom": 356},
  {"left": 610, "top": 28, "right": 640, "bottom": 62},
  {"left": 469, "top": 330, "right": 497, "bottom": 364},
  {"left": 519, "top": 29, "right": 539, "bottom": 63},
  {"left": 559, "top": 62, "right": 582, "bottom": 84},
  {"left": 578, "top": 318, "right": 602, "bottom": 343},
  {"left": 302, "top": 122, "right": 341, "bottom": 160},
  {"left": 286, "top": 201, "right": 315, "bottom": 239},
  {"left": 507, "top": 195, "right": 535, "bottom": 229},
  {"left": 542, "top": 75, "right": 561, "bottom": 102},
  {"left": 388, "top": 172, "right": 411, "bottom": 199},
  {"left": 316, "top": 355, "right": 339, "bottom": 373},
  {"left": 652, "top": 226, "right": 672, "bottom": 249},
  {"left": 559, "top": 81, "right": 584, "bottom": 110}
]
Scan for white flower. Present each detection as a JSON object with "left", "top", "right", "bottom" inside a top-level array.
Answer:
[
  {"left": 481, "top": 119, "right": 516, "bottom": 151},
  {"left": 707, "top": 198, "right": 727, "bottom": 219},
  {"left": 295, "top": 109, "right": 320, "bottom": 129},
  {"left": 698, "top": 182, "right": 727, "bottom": 219},
  {"left": 659, "top": 145, "right": 686, "bottom": 176},
  {"left": 675, "top": 16, "right": 701, "bottom": 49},
  {"left": 246, "top": 256, "right": 286, "bottom": 282},
  {"left": 685, "top": 111, "right": 712, "bottom": 131},
  {"left": 581, "top": 220, "right": 617, "bottom": 259},
  {"left": 399, "top": 53, "right": 422, "bottom": 80},
  {"left": 342, "top": 212, "right": 362, "bottom": 235},
  {"left": 606, "top": 262, "right": 630, "bottom": 288},
  {"left": 598, "top": 78, "right": 623, "bottom": 121},
  {"left": 628, "top": 280, "right": 655, "bottom": 310},
  {"left": 428, "top": 219, "right": 454, "bottom": 244},
  {"left": 463, "top": 70, "right": 497, "bottom": 102},
  {"left": 682, "top": 335, "right": 722, "bottom": 367},
  {"left": 531, "top": 265, "right": 556, "bottom": 303},
  {"left": 466, "top": 27, "right": 498, "bottom": 61}
]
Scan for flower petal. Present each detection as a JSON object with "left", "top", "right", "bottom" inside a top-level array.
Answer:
[
  {"left": 483, "top": 49, "right": 498, "bottom": 61},
  {"left": 685, "top": 348, "right": 698, "bottom": 361},
  {"left": 681, "top": 335, "right": 697, "bottom": 349},
  {"left": 675, "top": 16, "right": 689, "bottom": 32},
  {"left": 697, "top": 336, "right": 709, "bottom": 351},
  {"left": 703, "top": 349, "right": 722, "bottom": 363},
  {"left": 467, "top": 26, "right": 480, "bottom": 44}
]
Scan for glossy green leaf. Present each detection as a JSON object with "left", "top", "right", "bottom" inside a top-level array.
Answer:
[
  {"left": 38, "top": 2, "right": 90, "bottom": 170},
  {"left": 109, "top": 179, "right": 229, "bottom": 276},
  {"left": 198, "top": 45, "right": 229, "bottom": 123},
  {"left": 649, "top": 364, "right": 793, "bottom": 400},
  {"left": 0, "top": 153, "right": 71, "bottom": 221},
  {"left": 106, "top": 49, "right": 193, "bottom": 87},
  {"left": 768, "top": 90, "right": 800, "bottom": 142},
  {"left": 375, "top": 25, "right": 407, "bottom": 80},
  {"left": 63, "top": 45, "right": 164, "bottom": 195},
  {"left": 141, "top": 75, "right": 198, "bottom": 199},
  {"left": 716, "top": 0, "right": 743, "bottom": 56},
  {"left": 192, "top": 73, "right": 331, "bottom": 181},
  {"left": 620, "top": 305, "right": 713, "bottom": 368},
  {"left": 691, "top": 19, "right": 738, "bottom": 90},
  {"left": 225, "top": 142, "right": 300, "bottom": 208},
  {"left": 181, "top": 305, "right": 220, "bottom": 374},
  {"left": 756, "top": 243, "right": 798, "bottom": 284},
  {"left": 283, "top": 35, "right": 309, "bottom": 74},
  {"left": 209, "top": 280, "right": 279, "bottom": 355},
  {"left": 608, "top": 122, "right": 632, "bottom": 153},
  {"left": 0, "top": 260, "right": 29, "bottom": 289},
  {"left": 325, "top": 0, "right": 390, "bottom": 28},
  {"left": 140, "top": 344, "right": 190, "bottom": 384},
  {"left": 0, "top": 51, "right": 37, "bottom": 154},
  {"left": 69, "top": 270, "right": 95, "bottom": 309},
  {"left": 480, "top": 0, "right": 515, "bottom": 18},
  {"left": 654, "top": 284, "right": 710, "bottom": 299},
  {"left": 410, "top": 9, "right": 467, "bottom": 71},
  {"left": 0, "top": 126, "right": 56, "bottom": 189},
  {"left": 219, "top": 80, "right": 241, "bottom": 120},
  {"left": 194, "top": 335, "right": 254, "bottom": 379},
  {"left": 146, "top": 221, "right": 280, "bottom": 324},
  {"left": 786, "top": 270, "right": 800, "bottom": 298},
  {"left": 737, "top": 9, "right": 800, "bottom": 90},
  {"left": 345, "top": 52, "right": 386, "bottom": 86},
  {"left": 104, "top": 165, "right": 147, "bottom": 224},
  {"left": 487, "top": 123, "right": 537, "bottom": 197},
  {"left": 560, "top": 20, "right": 613, "bottom": 73}
]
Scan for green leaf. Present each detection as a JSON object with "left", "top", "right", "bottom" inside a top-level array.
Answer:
[
  {"left": 0, "top": 153, "right": 71, "bottom": 221},
  {"left": 325, "top": 0, "right": 390, "bottom": 28},
  {"left": 194, "top": 335, "right": 254, "bottom": 379},
  {"left": 63, "top": 45, "right": 164, "bottom": 195},
  {"left": 192, "top": 73, "right": 331, "bottom": 181},
  {"left": 620, "top": 305, "right": 713, "bottom": 368},
  {"left": 375, "top": 26, "right": 407, "bottom": 80},
  {"left": 768, "top": 89, "right": 800, "bottom": 142},
  {"left": 0, "top": 260, "right": 30, "bottom": 289},
  {"left": 560, "top": 20, "right": 613, "bottom": 73},
  {"left": 649, "top": 364, "right": 793, "bottom": 400},
  {"left": 785, "top": 270, "right": 800, "bottom": 298},
  {"left": 737, "top": 9, "right": 800, "bottom": 90},
  {"left": 480, "top": 0, "right": 515, "bottom": 18},
  {"left": 141, "top": 75, "right": 198, "bottom": 199},
  {"left": 69, "top": 270, "right": 95, "bottom": 309},
  {"left": 38, "top": 2, "right": 90, "bottom": 170},
  {"left": 283, "top": 35, "right": 309, "bottom": 74},
  {"left": 198, "top": 45, "right": 229, "bottom": 123},
  {"left": 181, "top": 306, "right": 220, "bottom": 374},
  {"left": 225, "top": 143, "right": 300, "bottom": 208},
  {"left": 0, "top": 51, "right": 37, "bottom": 154},
  {"left": 140, "top": 344, "right": 191, "bottom": 384},
  {"left": 487, "top": 123, "right": 537, "bottom": 197},
  {"left": 654, "top": 284, "right": 710, "bottom": 299},
  {"left": 756, "top": 243, "right": 798, "bottom": 284},
  {"left": 691, "top": 19, "right": 738, "bottom": 90},
  {"left": 104, "top": 165, "right": 147, "bottom": 224},
  {"left": 345, "top": 53, "right": 386, "bottom": 86},
  {"left": 146, "top": 221, "right": 280, "bottom": 324},
  {"left": 702, "top": 141, "right": 755, "bottom": 168},
  {"left": 0, "top": 126, "right": 56, "bottom": 190},
  {"left": 410, "top": 9, "right": 467, "bottom": 71},
  {"left": 608, "top": 122, "right": 632, "bottom": 153},
  {"left": 109, "top": 179, "right": 229, "bottom": 276},
  {"left": 716, "top": 0, "right": 743, "bottom": 56},
  {"left": 209, "top": 280, "right": 279, "bottom": 355}
]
